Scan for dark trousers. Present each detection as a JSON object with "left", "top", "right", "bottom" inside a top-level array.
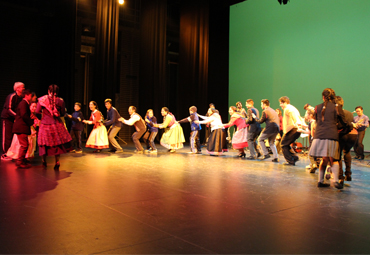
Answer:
[
  {"left": 16, "top": 133, "right": 29, "bottom": 163},
  {"left": 339, "top": 133, "right": 357, "bottom": 179},
  {"left": 70, "top": 129, "right": 82, "bottom": 150},
  {"left": 2, "top": 118, "right": 14, "bottom": 154},
  {"left": 354, "top": 130, "right": 365, "bottom": 158},
  {"left": 132, "top": 129, "right": 146, "bottom": 151},
  {"left": 281, "top": 128, "right": 301, "bottom": 164},
  {"left": 143, "top": 131, "right": 157, "bottom": 150},
  {"left": 190, "top": 130, "right": 201, "bottom": 152},
  {"left": 247, "top": 131, "right": 260, "bottom": 157}
]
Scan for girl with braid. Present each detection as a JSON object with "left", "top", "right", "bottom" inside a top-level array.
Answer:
[
  {"left": 36, "top": 85, "right": 72, "bottom": 170},
  {"left": 309, "top": 88, "right": 346, "bottom": 189}
]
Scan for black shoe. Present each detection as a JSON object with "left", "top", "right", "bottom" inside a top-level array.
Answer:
[
  {"left": 345, "top": 175, "right": 352, "bottom": 181},
  {"left": 293, "top": 156, "right": 299, "bottom": 162},
  {"left": 93, "top": 149, "right": 101, "bottom": 153},
  {"left": 283, "top": 162, "right": 295, "bottom": 166},
  {"left": 309, "top": 167, "right": 317, "bottom": 173},
  {"left": 18, "top": 163, "right": 31, "bottom": 169},
  {"left": 260, "top": 154, "right": 271, "bottom": 160},
  {"left": 42, "top": 161, "right": 47, "bottom": 167},
  {"left": 246, "top": 156, "right": 256, "bottom": 160},
  {"left": 334, "top": 182, "right": 344, "bottom": 189},
  {"left": 108, "top": 149, "right": 116, "bottom": 153},
  {"left": 256, "top": 152, "right": 261, "bottom": 158},
  {"left": 317, "top": 182, "right": 330, "bottom": 187},
  {"left": 272, "top": 158, "right": 279, "bottom": 163},
  {"left": 54, "top": 163, "right": 60, "bottom": 171},
  {"left": 238, "top": 152, "right": 246, "bottom": 158}
]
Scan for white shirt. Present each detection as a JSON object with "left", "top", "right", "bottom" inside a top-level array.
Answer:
[{"left": 123, "top": 113, "right": 140, "bottom": 126}]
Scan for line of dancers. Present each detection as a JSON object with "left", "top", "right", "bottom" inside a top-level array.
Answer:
[{"left": 2, "top": 84, "right": 367, "bottom": 190}]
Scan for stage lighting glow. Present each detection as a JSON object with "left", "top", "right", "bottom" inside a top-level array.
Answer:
[{"left": 119, "top": 0, "right": 124, "bottom": 4}]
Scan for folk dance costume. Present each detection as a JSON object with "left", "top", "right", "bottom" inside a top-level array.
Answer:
[
  {"left": 198, "top": 113, "right": 228, "bottom": 155},
  {"left": 36, "top": 95, "right": 72, "bottom": 156},
  {"left": 222, "top": 113, "right": 248, "bottom": 150},
  {"left": 7, "top": 114, "right": 39, "bottom": 159},
  {"left": 85, "top": 110, "right": 109, "bottom": 150},
  {"left": 158, "top": 113, "right": 185, "bottom": 151}
]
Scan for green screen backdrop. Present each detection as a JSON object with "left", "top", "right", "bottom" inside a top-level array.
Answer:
[{"left": 230, "top": 0, "right": 370, "bottom": 150}]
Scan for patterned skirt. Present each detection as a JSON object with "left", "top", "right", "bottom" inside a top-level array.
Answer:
[
  {"left": 160, "top": 123, "right": 186, "bottom": 150},
  {"left": 38, "top": 122, "right": 72, "bottom": 156},
  {"left": 207, "top": 128, "right": 228, "bottom": 155},
  {"left": 86, "top": 124, "right": 109, "bottom": 149},
  {"left": 309, "top": 139, "right": 340, "bottom": 161},
  {"left": 232, "top": 127, "right": 248, "bottom": 149}
]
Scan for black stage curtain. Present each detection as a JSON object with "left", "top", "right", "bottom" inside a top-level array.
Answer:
[
  {"left": 94, "top": 0, "right": 119, "bottom": 104},
  {"left": 179, "top": 0, "right": 209, "bottom": 118},
  {"left": 139, "top": 0, "right": 167, "bottom": 116}
]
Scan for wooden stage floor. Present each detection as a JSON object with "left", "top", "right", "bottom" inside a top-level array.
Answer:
[{"left": 1, "top": 144, "right": 370, "bottom": 254}]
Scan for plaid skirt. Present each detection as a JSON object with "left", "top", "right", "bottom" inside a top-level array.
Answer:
[
  {"left": 38, "top": 122, "right": 72, "bottom": 147},
  {"left": 309, "top": 139, "right": 340, "bottom": 161},
  {"left": 38, "top": 122, "right": 72, "bottom": 156}
]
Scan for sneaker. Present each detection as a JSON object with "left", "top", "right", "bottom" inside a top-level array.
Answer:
[
  {"left": 187, "top": 151, "right": 196, "bottom": 154},
  {"left": 1, "top": 154, "right": 12, "bottom": 161},
  {"left": 134, "top": 150, "right": 144, "bottom": 154},
  {"left": 69, "top": 150, "right": 76, "bottom": 153},
  {"left": 75, "top": 150, "right": 83, "bottom": 153},
  {"left": 150, "top": 149, "right": 158, "bottom": 153},
  {"left": 115, "top": 149, "right": 123, "bottom": 153},
  {"left": 305, "top": 164, "right": 312, "bottom": 169}
]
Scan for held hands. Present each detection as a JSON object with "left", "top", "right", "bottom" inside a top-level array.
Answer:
[{"left": 251, "top": 113, "right": 256, "bottom": 119}]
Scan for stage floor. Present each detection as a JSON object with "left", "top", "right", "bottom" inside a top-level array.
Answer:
[{"left": 1, "top": 144, "right": 370, "bottom": 254}]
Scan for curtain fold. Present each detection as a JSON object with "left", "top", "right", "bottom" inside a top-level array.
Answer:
[
  {"left": 139, "top": 0, "right": 167, "bottom": 114},
  {"left": 179, "top": 0, "right": 209, "bottom": 117},
  {"left": 95, "top": 0, "right": 119, "bottom": 103}
]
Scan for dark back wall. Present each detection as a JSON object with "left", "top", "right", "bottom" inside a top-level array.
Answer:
[{"left": 0, "top": 0, "right": 229, "bottom": 147}]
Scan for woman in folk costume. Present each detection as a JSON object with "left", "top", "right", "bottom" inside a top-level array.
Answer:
[
  {"left": 7, "top": 102, "right": 40, "bottom": 159},
  {"left": 36, "top": 85, "right": 72, "bottom": 170},
  {"left": 83, "top": 101, "right": 109, "bottom": 153},
  {"left": 153, "top": 107, "right": 185, "bottom": 153},
  {"left": 197, "top": 108, "right": 228, "bottom": 155},
  {"left": 221, "top": 106, "right": 248, "bottom": 157}
]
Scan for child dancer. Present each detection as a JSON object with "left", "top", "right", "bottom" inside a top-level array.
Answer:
[
  {"left": 36, "top": 85, "right": 72, "bottom": 170},
  {"left": 83, "top": 101, "right": 109, "bottom": 153},
  {"left": 7, "top": 101, "right": 40, "bottom": 161},
  {"left": 143, "top": 109, "right": 158, "bottom": 153},
  {"left": 66, "top": 102, "right": 84, "bottom": 153},
  {"left": 178, "top": 106, "right": 202, "bottom": 154}
]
